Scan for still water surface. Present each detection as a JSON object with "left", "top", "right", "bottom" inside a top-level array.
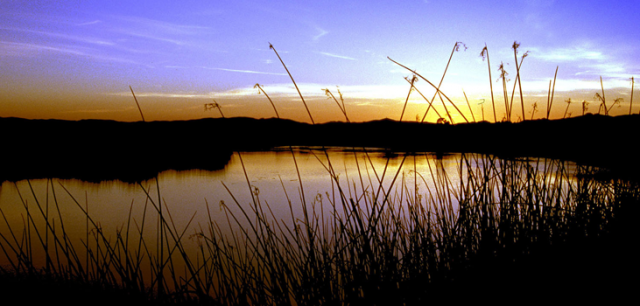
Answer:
[
  {"left": 3, "top": 149, "right": 452, "bottom": 217},
  {"left": 0, "top": 148, "right": 465, "bottom": 245},
  {"left": 2, "top": 148, "right": 579, "bottom": 269}
]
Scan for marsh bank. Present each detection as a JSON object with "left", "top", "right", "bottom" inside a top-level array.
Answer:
[{"left": 2, "top": 114, "right": 638, "bottom": 182}]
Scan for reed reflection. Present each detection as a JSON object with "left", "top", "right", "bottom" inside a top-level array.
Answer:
[{"left": 0, "top": 150, "right": 636, "bottom": 304}]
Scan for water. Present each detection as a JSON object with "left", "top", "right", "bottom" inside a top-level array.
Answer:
[
  {"left": 0, "top": 148, "right": 462, "bottom": 235},
  {"left": 0, "top": 148, "right": 586, "bottom": 277},
  {"left": 7, "top": 147, "right": 628, "bottom": 302}
]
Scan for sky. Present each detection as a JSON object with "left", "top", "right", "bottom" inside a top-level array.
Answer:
[{"left": 1, "top": 0, "right": 639, "bottom": 123}]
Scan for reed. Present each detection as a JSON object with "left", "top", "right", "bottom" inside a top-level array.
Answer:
[
  {"left": 512, "top": 42, "right": 527, "bottom": 121},
  {"left": 600, "top": 76, "right": 607, "bottom": 115},
  {"left": 387, "top": 56, "right": 469, "bottom": 123},
  {"left": 129, "top": 86, "right": 146, "bottom": 122},
  {"left": 255, "top": 84, "right": 279, "bottom": 119},
  {"left": 498, "top": 62, "right": 510, "bottom": 121},
  {"left": 270, "top": 43, "right": 314, "bottom": 125},
  {"left": 323, "top": 87, "right": 349, "bottom": 122},
  {"left": 630, "top": 76, "right": 635, "bottom": 115},
  {"left": 563, "top": 98, "right": 572, "bottom": 119},
  {"left": 418, "top": 42, "right": 466, "bottom": 124},
  {"left": 2, "top": 151, "right": 636, "bottom": 305},
  {"left": 462, "top": 89, "right": 476, "bottom": 122},
  {"left": 546, "top": 66, "right": 559, "bottom": 119},
  {"left": 400, "top": 75, "right": 417, "bottom": 121},
  {"left": 480, "top": 44, "right": 497, "bottom": 122},
  {"left": 405, "top": 76, "right": 444, "bottom": 120},
  {"left": 2, "top": 42, "right": 638, "bottom": 306}
]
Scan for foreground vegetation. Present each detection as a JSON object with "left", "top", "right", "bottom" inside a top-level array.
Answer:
[
  {"left": 1, "top": 153, "right": 638, "bottom": 305},
  {"left": 2, "top": 41, "right": 638, "bottom": 305}
]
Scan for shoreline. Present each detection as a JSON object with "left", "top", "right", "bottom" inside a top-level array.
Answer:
[{"left": 2, "top": 114, "right": 638, "bottom": 182}]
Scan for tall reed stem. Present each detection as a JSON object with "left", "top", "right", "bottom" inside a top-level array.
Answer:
[
  {"left": 129, "top": 86, "right": 146, "bottom": 122},
  {"left": 254, "top": 84, "right": 279, "bottom": 118},
  {"left": 510, "top": 42, "right": 528, "bottom": 121},
  {"left": 600, "top": 76, "right": 607, "bottom": 115},
  {"left": 269, "top": 43, "right": 314, "bottom": 124},
  {"left": 498, "top": 62, "right": 509, "bottom": 121},
  {"left": 400, "top": 75, "right": 417, "bottom": 121},
  {"left": 387, "top": 57, "right": 469, "bottom": 123},
  {"left": 462, "top": 89, "right": 476, "bottom": 122},
  {"left": 419, "top": 42, "right": 465, "bottom": 123},
  {"left": 547, "top": 67, "right": 558, "bottom": 119},
  {"left": 480, "top": 44, "right": 497, "bottom": 122},
  {"left": 630, "top": 77, "right": 635, "bottom": 115},
  {"left": 406, "top": 77, "right": 443, "bottom": 119}
]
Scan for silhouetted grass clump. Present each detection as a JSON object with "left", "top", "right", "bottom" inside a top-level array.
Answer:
[
  {"left": 1, "top": 154, "right": 637, "bottom": 305},
  {"left": 2, "top": 40, "right": 638, "bottom": 305}
]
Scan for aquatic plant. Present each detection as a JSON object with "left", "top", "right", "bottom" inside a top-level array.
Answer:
[
  {"left": 204, "top": 100, "right": 224, "bottom": 118},
  {"left": 400, "top": 75, "right": 418, "bottom": 122},
  {"left": 254, "top": 83, "right": 279, "bottom": 119},
  {"left": 498, "top": 62, "right": 510, "bottom": 121},
  {"left": 512, "top": 41, "right": 527, "bottom": 121},
  {"left": 462, "top": 89, "right": 476, "bottom": 122},
  {"left": 547, "top": 66, "right": 559, "bottom": 119},
  {"left": 1, "top": 152, "right": 636, "bottom": 305},
  {"left": 404, "top": 76, "right": 444, "bottom": 120},
  {"left": 387, "top": 56, "right": 469, "bottom": 123},
  {"left": 480, "top": 44, "right": 497, "bottom": 122},
  {"left": 270, "top": 43, "right": 314, "bottom": 124},
  {"left": 630, "top": 76, "right": 635, "bottom": 115},
  {"left": 2, "top": 41, "right": 639, "bottom": 306},
  {"left": 129, "top": 86, "right": 146, "bottom": 122},
  {"left": 563, "top": 98, "right": 572, "bottom": 119},
  {"left": 323, "top": 87, "right": 349, "bottom": 122}
]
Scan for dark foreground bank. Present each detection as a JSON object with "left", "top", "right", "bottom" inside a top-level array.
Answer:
[{"left": 2, "top": 114, "right": 639, "bottom": 182}]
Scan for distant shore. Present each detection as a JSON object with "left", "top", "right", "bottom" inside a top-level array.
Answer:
[{"left": 2, "top": 114, "right": 639, "bottom": 182}]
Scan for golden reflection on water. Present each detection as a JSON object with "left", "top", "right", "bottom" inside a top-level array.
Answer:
[
  {"left": 0, "top": 149, "right": 458, "bottom": 260},
  {"left": 0, "top": 149, "right": 568, "bottom": 270}
]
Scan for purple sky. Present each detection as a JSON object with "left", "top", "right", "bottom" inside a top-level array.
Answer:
[{"left": 1, "top": 0, "right": 638, "bottom": 122}]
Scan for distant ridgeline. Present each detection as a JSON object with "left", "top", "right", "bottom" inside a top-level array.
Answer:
[{"left": 2, "top": 114, "right": 639, "bottom": 182}]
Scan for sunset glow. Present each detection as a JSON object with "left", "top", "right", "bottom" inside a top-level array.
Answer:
[{"left": 1, "top": 0, "right": 639, "bottom": 123}]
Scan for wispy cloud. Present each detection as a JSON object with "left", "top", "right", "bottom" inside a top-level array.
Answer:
[
  {"left": 0, "top": 26, "right": 115, "bottom": 46},
  {"left": 60, "top": 108, "right": 124, "bottom": 114},
  {"left": 316, "top": 51, "right": 356, "bottom": 61},
  {"left": 529, "top": 43, "right": 636, "bottom": 79},
  {"left": 0, "top": 41, "right": 146, "bottom": 66},
  {"left": 530, "top": 46, "right": 605, "bottom": 62},
  {"left": 211, "top": 83, "right": 410, "bottom": 101},
  {"left": 0, "top": 41, "right": 85, "bottom": 57},
  {"left": 109, "top": 91, "right": 209, "bottom": 99},
  {"left": 115, "top": 30, "right": 187, "bottom": 46},
  {"left": 76, "top": 20, "right": 102, "bottom": 26},
  {"left": 202, "top": 67, "right": 287, "bottom": 76},
  {"left": 111, "top": 15, "right": 211, "bottom": 36},
  {"left": 313, "top": 27, "right": 328, "bottom": 41},
  {"left": 106, "top": 15, "right": 211, "bottom": 47}
]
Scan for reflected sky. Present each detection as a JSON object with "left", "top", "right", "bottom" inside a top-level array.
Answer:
[
  {"left": 0, "top": 150, "right": 462, "bottom": 239},
  {"left": 0, "top": 149, "right": 590, "bottom": 275}
]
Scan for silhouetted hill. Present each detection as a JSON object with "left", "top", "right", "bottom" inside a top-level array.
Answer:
[{"left": 2, "top": 114, "right": 639, "bottom": 182}]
